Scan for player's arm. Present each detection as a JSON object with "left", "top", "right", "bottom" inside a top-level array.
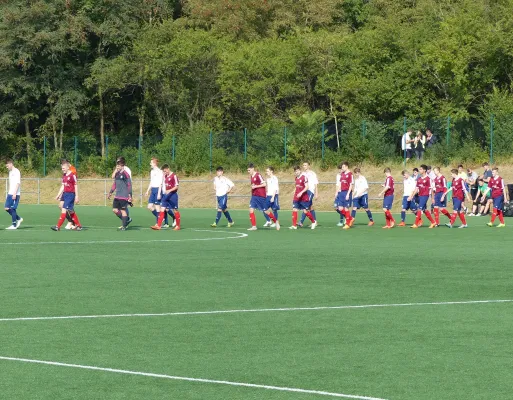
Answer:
[
  {"left": 409, "top": 187, "right": 419, "bottom": 201},
  {"left": 378, "top": 180, "right": 390, "bottom": 197},
  {"left": 126, "top": 173, "right": 133, "bottom": 201},
  {"left": 503, "top": 180, "right": 509, "bottom": 202},
  {"left": 441, "top": 186, "right": 452, "bottom": 200},
  {"left": 146, "top": 180, "right": 152, "bottom": 196},
  {"left": 11, "top": 182, "right": 20, "bottom": 199},
  {"left": 55, "top": 184, "right": 65, "bottom": 200},
  {"left": 227, "top": 179, "right": 235, "bottom": 194},
  {"left": 74, "top": 177, "right": 79, "bottom": 204},
  {"left": 108, "top": 181, "right": 116, "bottom": 199}
]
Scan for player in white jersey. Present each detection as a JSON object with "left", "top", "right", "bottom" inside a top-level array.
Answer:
[
  {"left": 298, "top": 161, "right": 318, "bottom": 227},
  {"left": 211, "top": 166, "right": 235, "bottom": 227},
  {"left": 145, "top": 158, "right": 165, "bottom": 225},
  {"left": 262, "top": 166, "right": 280, "bottom": 230},
  {"left": 350, "top": 168, "right": 374, "bottom": 226},
  {"left": 4, "top": 158, "right": 23, "bottom": 229},
  {"left": 398, "top": 170, "right": 418, "bottom": 226}
]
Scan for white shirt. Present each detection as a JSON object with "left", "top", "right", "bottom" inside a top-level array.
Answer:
[
  {"left": 9, "top": 167, "right": 21, "bottom": 196},
  {"left": 303, "top": 170, "right": 318, "bottom": 193},
  {"left": 353, "top": 176, "right": 369, "bottom": 197},
  {"left": 403, "top": 176, "right": 416, "bottom": 196},
  {"left": 214, "top": 176, "right": 234, "bottom": 196},
  {"left": 150, "top": 167, "right": 163, "bottom": 188},
  {"left": 402, "top": 133, "right": 412, "bottom": 150},
  {"left": 266, "top": 175, "right": 279, "bottom": 196}
]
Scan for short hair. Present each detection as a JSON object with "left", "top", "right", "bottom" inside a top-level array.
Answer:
[
  {"left": 216, "top": 166, "right": 224, "bottom": 172},
  {"left": 427, "top": 165, "right": 432, "bottom": 170},
  {"left": 353, "top": 167, "right": 360, "bottom": 174},
  {"left": 420, "top": 164, "right": 428, "bottom": 171},
  {"left": 337, "top": 163, "right": 343, "bottom": 169},
  {"left": 433, "top": 167, "right": 440, "bottom": 172},
  {"left": 117, "top": 156, "right": 126, "bottom": 163},
  {"left": 161, "top": 164, "right": 170, "bottom": 170},
  {"left": 293, "top": 165, "right": 301, "bottom": 171},
  {"left": 492, "top": 167, "right": 499, "bottom": 172},
  {"left": 302, "top": 161, "right": 310, "bottom": 165},
  {"left": 451, "top": 168, "right": 458, "bottom": 174},
  {"left": 61, "top": 159, "right": 70, "bottom": 165},
  {"left": 401, "top": 170, "right": 408, "bottom": 175},
  {"left": 247, "top": 163, "right": 255, "bottom": 169},
  {"left": 413, "top": 168, "right": 419, "bottom": 172},
  {"left": 342, "top": 161, "right": 349, "bottom": 168},
  {"left": 478, "top": 178, "right": 484, "bottom": 183},
  {"left": 482, "top": 162, "right": 489, "bottom": 167},
  {"left": 5, "top": 158, "right": 13, "bottom": 164},
  {"left": 267, "top": 166, "right": 275, "bottom": 172},
  {"left": 151, "top": 157, "right": 159, "bottom": 164},
  {"left": 384, "top": 167, "right": 391, "bottom": 173},
  {"left": 458, "top": 164, "right": 464, "bottom": 169}
]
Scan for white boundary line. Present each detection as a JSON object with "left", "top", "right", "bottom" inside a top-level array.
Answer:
[
  {"left": 0, "top": 230, "right": 248, "bottom": 245},
  {"left": 1, "top": 299, "right": 511, "bottom": 323},
  {"left": 0, "top": 356, "right": 386, "bottom": 400}
]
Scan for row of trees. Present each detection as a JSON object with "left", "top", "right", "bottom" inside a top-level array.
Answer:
[{"left": 1, "top": 0, "right": 513, "bottom": 173}]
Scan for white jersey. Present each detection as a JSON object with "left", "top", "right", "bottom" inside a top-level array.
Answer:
[
  {"left": 150, "top": 167, "right": 163, "bottom": 188},
  {"left": 403, "top": 176, "right": 416, "bottom": 197},
  {"left": 9, "top": 167, "right": 21, "bottom": 196},
  {"left": 303, "top": 171, "right": 318, "bottom": 193},
  {"left": 266, "top": 175, "right": 279, "bottom": 196},
  {"left": 214, "top": 176, "right": 234, "bottom": 196},
  {"left": 353, "top": 175, "right": 369, "bottom": 197},
  {"left": 428, "top": 171, "right": 436, "bottom": 189}
]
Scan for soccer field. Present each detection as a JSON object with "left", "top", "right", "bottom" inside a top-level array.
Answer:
[{"left": 0, "top": 205, "right": 512, "bottom": 400}]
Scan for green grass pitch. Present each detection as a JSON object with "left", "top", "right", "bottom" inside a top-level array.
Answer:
[{"left": 0, "top": 205, "right": 512, "bottom": 400}]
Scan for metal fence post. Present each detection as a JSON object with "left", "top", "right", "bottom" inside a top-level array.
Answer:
[
  {"left": 284, "top": 126, "right": 287, "bottom": 163},
  {"left": 74, "top": 136, "right": 78, "bottom": 167},
  {"left": 362, "top": 119, "right": 367, "bottom": 138},
  {"left": 43, "top": 136, "right": 47, "bottom": 177},
  {"left": 321, "top": 122, "right": 325, "bottom": 160},
  {"left": 244, "top": 128, "right": 247, "bottom": 160},
  {"left": 138, "top": 135, "right": 142, "bottom": 175},
  {"left": 490, "top": 114, "right": 494, "bottom": 165},
  {"left": 37, "top": 178, "right": 40, "bottom": 205},
  {"left": 172, "top": 135, "right": 175, "bottom": 162}
]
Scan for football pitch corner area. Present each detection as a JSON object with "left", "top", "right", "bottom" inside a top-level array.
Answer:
[{"left": 1, "top": 205, "right": 512, "bottom": 399}]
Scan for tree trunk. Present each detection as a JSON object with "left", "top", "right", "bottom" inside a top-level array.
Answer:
[
  {"left": 51, "top": 116, "right": 58, "bottom": 151},
  {"left": 138, "top": 104, "right": 145, "bottom": 139},
  {"left": 99, "top": 86, "right": 105, "bottom": 158},
  {"left": 24, "top": 115, "right": 32, "bottom": 167},
  {"left": 329, "top": 97, "right": 340, "bottom": 149},
  {"left": 59, "top": 118, "right": 64, "bottom": 152}
]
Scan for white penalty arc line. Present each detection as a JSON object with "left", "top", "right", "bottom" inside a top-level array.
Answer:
[
  {"left": 0, "top": 356, "right": 386, "bottom": 400},
  {"left": 0, "top": 230, "right": 247, "bottom": 245},
  {"left": 1, "top": 299, "right": 511, "bottom": 323}
]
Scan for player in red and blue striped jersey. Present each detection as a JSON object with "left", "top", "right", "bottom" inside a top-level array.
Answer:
[
  {"left": 336, "top": 161, "right": 354, "bottom": 230},
  {"left": 410, "top": 164, "right": 436, "bottom": 228},
  {"left": 247, "top": 163, "right": 276, "bottom": 231},
  {"left": 432, "top": 167, "right": 452, "bottom": 226},
  {"left": 378, "top": 168, "right": 395, "bottom": 228},
  {"left": 483, "top": 167, "right": 509, "bottom": 228},
  {"left": 441, "top": 169, "right": 472, "bottom": 228},
  {"left": 152, "top": 164, "right": 181, "bottom": 231},
  {"left": 51, "top": 160, "right": 82, "bottom": 231},
  {"left": 290, "top": 166, "right": 316, "bottom": 230}
]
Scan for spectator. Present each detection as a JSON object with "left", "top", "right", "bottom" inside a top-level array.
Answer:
[
  {"left": 469, "top": 178, "right": 491, "bottom": 216},
  {"left": 425, "top": 130, "right": 437, "bottom": 148},
  {"left": 466, "top": 167, "right": 479, "bottom": 199},
  {"left": 412, "top": 167, "right": 420, "bottom": 181},
  {"left": 401, "top": 130, "right": 413, "bottom": 162},
  {"left": 413, "top": 131, "right": 426, "bottom": 160},
  {"left": 481, "top": 162, "right": 492, "bottom": 183}
]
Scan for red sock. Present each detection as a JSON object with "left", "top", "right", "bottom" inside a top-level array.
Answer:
[
  {"left": 292, "top": 211, "right": 298, "bottom": 226},
  {"left": 157, "top": 211, "right": 166, "bottom": 227},
  {"left": 434, "top": 208, "right": 440, "bottom": 225},
  {"left": 305, "top": 211, "right": 315, "bottom": 223},
  {"left": 498, "top": 210, "right": 505, "bottom": 224},
  {"left": 268, "top": 212, "right": 277, "bottom": 223},
  {"left": 459, "top": 212, "right": 466, "bottom": 225},
  {"left": 450, "top": 212, "right": 458, "bottom": 225},
  {"left": 424, "top": 210, "right": 435, "bottom": 224},
  {"left": 345, "top": 210, "right": 352, "bottom": 223},
  {"left": 415, "top": 210, "right": 422, "bottom": 225},
  {"left": 249, "top": 212, "right": 256, "bottom": 227},
  {"left": 491, "top": 208, "right": 497, "bottom": 223},
  {"left": 441, "top": 209, "right": 451, "bottom": 218},
  {"left": 174, "top": 210, "right": 181, "bottom": 227},
  {"left": 71, "top": 212, "right": 81, "bottom": 227},
  {"left": 57, "top": 213, "right": 66, "bottom": 228},
  {"left": 386, "top": 210, "right": 394, "bottom": 224},
  {"left": 384, "top": 211, "right": 390, "bottom": 226}
]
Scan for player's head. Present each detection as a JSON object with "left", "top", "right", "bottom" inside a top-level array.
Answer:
[
  {"left": 433, "top": 167, "right": 440, "bottom": 175},
  {"left": 492, "top": 167, "right": 499, "bottom": 177},
  {"left": 216, "top": 166, "right": 224, "bottom": 176},
  {"left": 293, "top": 165, "right": 302, "bottom": 177},
  {"left": 419, "top": 164, "right": 428, "bottom": 175},
  {"left": 61, "top": 159, "right": 70, "bottom": 173},
  {"left": 413, "top": 167, "right": 419, "bottom": 175},
  {"left": 450, "top": 168, "right": 458, "bottom": 178},
  {"left": 302, "top": 161, "right": 310, "bottom": 171},
  {"left": 161, "top": 164, "right": 170, "bottom": 174},
  {"left": 247, "top": 163, "right": 255, "bottom": 175},
  {"left": 266, "top": 166, "right": 274, "bottom": 176},
  {"left": 353, "top": 167, "right": 360, "bottom": 176},
  {"left": 482, "top": 162, "right": 490, "bottom": 170},
  {"left": 427, "top": 165, "right": 432, "bottom": 172},
  {"left": 383, "top": 167, "right": 391, "bottom": 175},
  {"left": 341, "top": 161, "right": 349, "bottom": 172},
  {"left": 150, "top": 158, "right": 159, "bottom": 168},
  {"left": 5, "top": 158, "right": 13, "bottom": 170},
  {"left": 477, "top": 178, "right": 485, "bottom": 187},
  {"left": 458, "top": 164, "right": 464, "bottom": 172},
  {"left": 402, "top": 170, "right": 410, "bottom": 179}
]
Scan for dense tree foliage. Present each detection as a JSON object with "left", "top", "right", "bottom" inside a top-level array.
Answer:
[{"left": 1, "top": 0, "right": 513, "bottom": 173}]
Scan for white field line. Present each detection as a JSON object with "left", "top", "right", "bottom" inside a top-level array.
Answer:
[
  {"left": 0, "top": 356, "right": 386, "bottom": 400},
  {"left": 0, "top": 230, "right": 247, "bottom": 245},
  {"left": 0, "top": 299, "right": 511, "bottom": 323}
]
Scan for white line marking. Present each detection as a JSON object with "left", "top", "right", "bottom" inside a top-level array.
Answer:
[
  {"left": 0, "top": 230, "right": 247, "bottom": 245},
  {"left": 0, "top": 356, "right": 386, "bottom": 400},
  {"left": 1, "top": 299, "right": 511, "bottom": 323}
]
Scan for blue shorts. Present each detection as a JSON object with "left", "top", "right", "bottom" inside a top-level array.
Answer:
[
  {"left": 293, "top": 201, "right": 310, "bottom": 210},
  {"left": 217, "top": 195, "right": 228, "bottom": 210},
  {"left": 162, "top": 192, "right": 179, "bottom": 210},
  {"left": 249, "top": 196, "right": 267, "bottom": 211},
  {"left": 336, "top": 191, "right": 352, "bottom": 208},
  {"left": 305, "top": 190, "right": 314, "bottom": 208},
  {"left": 353, "top": 194, "right": 369, "bottom": 209},
  {"left": 402, "top": 196, "right": 417, "bottom": 211},
  {"left": 148, "top": 187, "right": 162, "bottom": 205},
  {"left": 417, "top": 195, "right": 429, "bottom": 211},
  {"left": 434, "top": 192, "right": 447, "bottom": 208},
  {"left": 493, "top": 195, "right": 504, "bottom": 210},
  {"left": 62, "top": 192, "right": 76, "bottom": 211},
  {"left": 383, "top": 195, "right": 394, "bottom": 210},
  {"left": 266, "top": 194, "right": 280, "bottom": 210},
  {"left": 4, "top": 195, "right": 20, "bottom": 210},
  {"left": 453, "top": 197, "right": 463, "bottom": 212}
]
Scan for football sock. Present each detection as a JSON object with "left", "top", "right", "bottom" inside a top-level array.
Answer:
[
  {"left": 415, "top": 210, "right": 422, "bottom": 225},
  {"left": 71, "top": 212, "right": 81, "bottom": 226},
  {"left": 174, "top": 211, "right": 181, "bottom": 227},
  {"left": 310, "top": 210, "right": 317, "bottom": 221},
  {"left": 292, "top": 211, "right": 298, "bottom": 226},
  {"left": 126, "top": 208, "right": 130, "bottom": 217},
  {"left": 442, "top": 209, "right": 451, "bottom": 218},
  {"left": 366, "top": 210, "right": 373, "bottom": 221},
  {"left": 263, "top": 212, "right": 271, "bottom": 222},
  {"left": 424, "top": 210, "right": 435, "bottom": 224},
  {"left": 401, "top": 211, "right": 406, "bottom": 222},
  {"left": 66, "top": 212, "right": 73, "bottom": 223},
  {"left": 459, "top": 212, "right": 466, "bottom": 225},
  {"left": 122, "top": 215, "right": 128, "bottom": 228},
  {"left": 268, "top": 212, "right": 277, "bottom": 223},
  {"left": 249, "top": 212, "right": 256, "bottom": 227},
  {"left": 167, "top": 209, "right": 175, "bottom": 219},
  {"left": 385, "top": 211, "right": 390, "bottom": 226},
  {"left": 216, "top": 211, "right": 222, "bottom": 224},
  {"left": 152, "top": 210, "right": 159, "bottom": 219},
  {"left": 351, "top": 210, "right": 357, "bottom": 218},
  {"left": 385, "top": 210, "right": 394, "bottom": 223},
  {"left": 450, "top": 212, "right": 458, "bottom": 225},
  {"left": 223, "top": 211, "right": 233, "bottom": 223},
  {"left": 305, "top": 211, "right": 315, "bottom": 223},
  {"left": 10, "top": 209, "right": 18, "bottom": 225},
  {"left": 498, "top": 210, "right": 505, "bottom": 224},
  {"left": 491, "top": 208, "right": 498, "bottom": 223},
  {"left": 157, "top": 211, "right": 165, "bottom": 226},
  {"left": 57, "top": 213, "right": 66, "bottom": 228},
  {"left": 434, "top": 208, "right": 440, "bottom": 224},
  {"left": 300, "top": 212, "right": 307, "bottom": 224},
  {"left": 273, "top": 210, "right": 279, "bottom": 220}
]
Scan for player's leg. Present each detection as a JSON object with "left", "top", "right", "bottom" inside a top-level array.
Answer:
[
  {"left": 447, "top": 199, "right": 460, "bottom": 227},
  {"left": 4, "top": 195, "right": 16, "bottom": 229},
  {"left": 364, "top": 196, "right": 374, "bottom": 225},
  {"left": 290, "top": 205, "right": 299, "bottom": 229},
  {"left": 263, "top": 211, "right": 271, "bottom": 227},
  {"left": 421, "top": 196, "right": 436, "bottom": 226},
  {"left": 120, "top": 207, "right": 129, "bottom": 230},
  {"left": 399, "top": 196, "right": 408, "bottom": 226},
  {"left": 495, "top": 196, "right": 506, "bottom": 227}
]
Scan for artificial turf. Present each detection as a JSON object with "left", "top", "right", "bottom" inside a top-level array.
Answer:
[{"left": 0, "top": 205, "right": 512, "bottom": 400}]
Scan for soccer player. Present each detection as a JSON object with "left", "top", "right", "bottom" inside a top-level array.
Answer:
[
  {"left": 247, "top": 163, "right": 274, "bottom": 231},
  {"left": 432, "top": 167, "right": 451, "bottom": 226},
  {"left": 211, "top": 166, "right": 235, "bottom": 228},
  {"left": 59, "top": 160, "right": 77, "bottom": 230},
  {"left": 4, "top": 158, "right": 23, "bottom": 230},
  {"left": 351, "top": 168, "right": 374, "bottom": 226},
  {"left": 482, "top": 167, "right": 509, "bottom": 228},
  {"left": 263, "top": 166, "right": 280, "bottom": 230},
  {"left": 112, "top": 157, "right": 133, "bottom": 228},
  {"left": 298, "top": 161, "right": 318, "bottom": 227},
  {"left": 145, "top": 158, "right": 165, "bottom": 225},
  {"left": 51, "top": 160, "right": 82, "bottom": 231},
  {"left": 441, "top": 169, "right": 472, "bottom": 228},
  {"left": 469, "top": 178, "right": 491, "bottom": 216},
  {"left": 409, "top": 164, "right": 436, "bottom": 228},
  {"left": 399, "top": 170, "right": 417, "bottom": 226},
  {"left": 107, "top": 160, "right": 132, "bottom": 230},
  {"left": 378, "top": 167, "right": 395, "bottom": 228},
  {"left": 336, "top": 161, "right": 354, "bottom": 229},
  {"left": 151, "top": 164, "right": 181, "bottom": 231},
  {"left": 290, "top": 166, "right": 316, "bottom": 230}
]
